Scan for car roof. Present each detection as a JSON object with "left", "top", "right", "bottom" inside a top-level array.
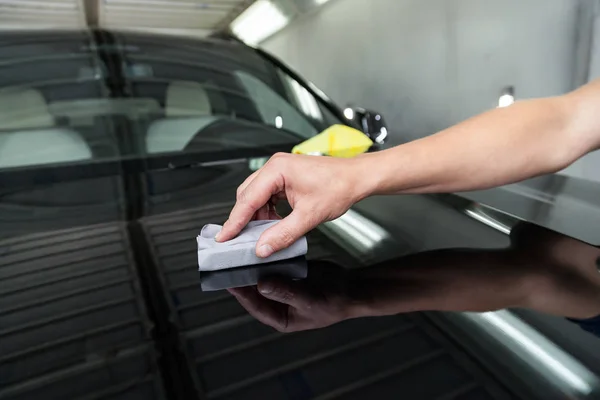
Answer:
[{"left": 0, "top": 28, "right": 255, "bottom": 59}]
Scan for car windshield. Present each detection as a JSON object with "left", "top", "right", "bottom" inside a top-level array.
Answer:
[{"left": 0, "top": 31, "right": 342, "bottom": 170}]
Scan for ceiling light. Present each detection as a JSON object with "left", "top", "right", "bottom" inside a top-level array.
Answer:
[
  {"left": 275, "top": 115, "right": 283, "bottom": 129},
  {"left": 231, "top": 0, "right": 288, "bottom": 46},
  {"left": 315, "top": 0, "right": 330, "bottom": 4}
]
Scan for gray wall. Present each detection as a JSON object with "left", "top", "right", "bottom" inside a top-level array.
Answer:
[
  {"left": 263, "top": 0, "right": 599, "bottom": 182},
  {"left": 561, "top": 0, "right": 600, "bottom": 181},
  {"left": 589, "top": 1, "right": 600, "bottom": 81},
  {"left": 263, "top": 0, "right": 578, "bottom": 144}
]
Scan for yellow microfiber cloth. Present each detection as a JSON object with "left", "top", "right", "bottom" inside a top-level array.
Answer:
[{"left": 292, "top": 124, "right": 373, "bottom": 158}]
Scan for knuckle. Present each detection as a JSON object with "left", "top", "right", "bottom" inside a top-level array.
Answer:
[
  {"left": 268, "top": 153, "right": 287, "bottom": 167},
  {"left": 280, "top": 289, "right": 295, "bottom": 304},
  {"left": 236, "top": 189, "right": 251, "bottom": 206},
  {"left": 236, "top": 186, "right": 263, "bottom": 211},
  {"left": 236, "top": 188, "right": 245, "bottom": 201}
]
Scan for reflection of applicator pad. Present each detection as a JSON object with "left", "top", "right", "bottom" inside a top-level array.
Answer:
[
  {"left": 197, "top": 220, "right": 308, "bottom": 272},
  {"left": 200, "top": 257, "right": 308, "bottom": 291}
]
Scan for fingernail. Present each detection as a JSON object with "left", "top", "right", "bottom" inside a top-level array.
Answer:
[
  {"left": 257, "top": 244, "right": 274, "bottom": 258},
  {"left": 215, "top": 231, "right": 222, "bottom": 241},
  {"left": 259, "top": 282, "right": 274, "bottom": 294}
]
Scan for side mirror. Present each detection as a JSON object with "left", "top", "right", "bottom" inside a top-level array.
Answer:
[{"left": 344, "top": 106, "right": 389, "bottom": 144}]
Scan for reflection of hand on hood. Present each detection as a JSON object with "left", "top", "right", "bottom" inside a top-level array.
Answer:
[{"left": 229, "top": 223, "right": 600, "bottom": 333}]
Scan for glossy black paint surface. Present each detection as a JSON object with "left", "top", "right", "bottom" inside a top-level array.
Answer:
[
  {"left": 464, "top": 174, "right": 600, "bottom": 246},
  {"left": 1, "top": 30, "right": 599, "bottom": 400}
]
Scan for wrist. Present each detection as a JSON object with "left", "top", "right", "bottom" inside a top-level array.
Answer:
[
  {"left": 349, "top": 153, "right": 385, "bottom": 201},
  {"left": 351, "top": 146, "right": 418, "bottom": 199},
  {"left": 576, "top": 278, "right": 600, "bottom": 319},
  {"left": 338, "top": 270, "right": 379, "bottom": 319},
  {"left": 521, "top": 269, "right": 600, "bottom": 319},
  {"left": 564, "top": 296, "right": 600, "bottom": 320},
  {"left": 343, "top": 298, "right": 377, "bottom": 320}
]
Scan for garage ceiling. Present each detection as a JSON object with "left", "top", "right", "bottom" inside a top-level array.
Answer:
[
  {"left": 0, "top": 0, "right": 327, "bottom": 42},
  {"left": 101, "top": 0, "right": 254, "bottom": 33},
  {"left": 0, "top": 0, "right": 256, "bottom": 36},
  {"left": 0, "top": 0, "right": 84, "bottom": 29}
]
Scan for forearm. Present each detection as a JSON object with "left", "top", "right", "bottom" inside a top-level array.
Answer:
[
  {"left": 346, "top": 248, "right": 600, "bottom": 320},
  {"left": 354, "top": 94, "right": 593, "bottom": 197},
  {"left": 347, "top": 249, "right": 531, "bottom": 317}
]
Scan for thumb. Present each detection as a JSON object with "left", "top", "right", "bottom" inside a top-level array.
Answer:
[
  {"left": 258, "top": 279, "right": 312, "bottom": 309},
  {"left": 256, "top": 209, "right": 315, "bottom": 258}
]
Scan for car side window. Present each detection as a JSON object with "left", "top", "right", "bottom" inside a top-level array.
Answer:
[
  {"left": 234, "top": 70, "right": 318, "bottom": 139},
  {"left": 276, "top": 70, "right": 341, "bottom": 130}
]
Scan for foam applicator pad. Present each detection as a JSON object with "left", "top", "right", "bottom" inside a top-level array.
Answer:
[{"left": 197, "top": 220, "right": 308, "bottom": 272}]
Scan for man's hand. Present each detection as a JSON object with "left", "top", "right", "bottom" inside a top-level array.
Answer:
[
  {"left": 227, "top": 262, "right": 362, "bottom": 332},
  {"left": 216, "top": 153, "right": 371, "bottom": 258},
  {"left": 227, "top": 283, "right": 349, "bottom": 333}
]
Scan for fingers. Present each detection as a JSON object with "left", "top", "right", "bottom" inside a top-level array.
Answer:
[
  {"left": 237, "top": 170, "right": 260, "bottom": 195},
  {"left": 267, "top": 204, "right": 283, "bottom": 220},
  {"left": 228, "top": 287, "right": 289, "bottom": 331},
  {"left": 256, "top": 208, "right": 317, "bottom": 258},
  {"left": 254, "top": 199, "right": 282, "bottom": 221},
  {"left": 217, "top": 170, "right": 284, "bottom": 242},
  {"left": 254, "top": 202, "right": 273, "bottom": 221},
  {"left": 257, "top": 279, "right": 313, "bottom": 309},
  {"left": 216, "top": 170, "right": 261, "bottom": 242}
]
